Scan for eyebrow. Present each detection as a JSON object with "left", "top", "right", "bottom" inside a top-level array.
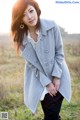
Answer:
[
  {"left": 28, "top": 8, "right": 33, "bottom": 11},
  {"left": 24, "top": 7, "right": 33, "bottom": 14}
]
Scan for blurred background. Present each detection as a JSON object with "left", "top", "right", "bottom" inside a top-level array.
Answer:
[{"left": 0, "top": 0, "right": 80, "bottom": 120}]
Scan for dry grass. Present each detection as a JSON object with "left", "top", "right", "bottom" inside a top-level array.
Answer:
[
  {"left": 0, "top": 37, "right": 80, "bottom": 120},
  {"left": 64, "top": 39, "right": 80, "bottom": 56},
  {"left": 0, "top": 40, "right": 25, "bottom": 110},
  {"left": 64, "top": 40, "right": 80, "bottom": 79}
]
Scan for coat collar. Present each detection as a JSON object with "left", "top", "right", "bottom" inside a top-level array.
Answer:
[
  {"left": 23, "top": 19, "right": 55, "bottom": 45},
  {"left": 40, "top": 19, "right": 55, "bottom": 35}
]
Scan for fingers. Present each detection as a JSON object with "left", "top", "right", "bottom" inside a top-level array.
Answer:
[
  {"left": 55, "top": 83, "right": 60, "bottom": 91},
  {"left": 48, "top": 88, "right": 57, "bottom": 96},
  {"left": 49, "top": 91, "right": 56, "bottom": 97},
  {"left": 46, "top": 82, "right": 58, "bottom": 97},
  {"left": 56, "top": 85, "right": 59, "bottom": 91},
  {"left": 48, "top": 92, "right": 53, "bottom": 97},
  {"left": 53, "top": 79, "right": 60, "bottom": 91},
  {"left": 54, "top": 84, "right": 59, "bottom": 91}
]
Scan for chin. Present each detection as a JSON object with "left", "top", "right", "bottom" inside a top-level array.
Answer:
[{"left": 31, "top": 23, "right": 37, "bottom": 27}]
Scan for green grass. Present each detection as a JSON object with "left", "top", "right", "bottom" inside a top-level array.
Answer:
[{"left": 0, "top": 40, "right": 80, "bottom": 120}]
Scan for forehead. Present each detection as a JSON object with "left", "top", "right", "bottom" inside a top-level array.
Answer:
[{"left": 24, "top": 5, "right": 35, "bottom": 12}]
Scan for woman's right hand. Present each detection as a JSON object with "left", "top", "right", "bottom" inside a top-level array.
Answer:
[{"left": 46, "top": 82, "right": 57, "bottom": 96}]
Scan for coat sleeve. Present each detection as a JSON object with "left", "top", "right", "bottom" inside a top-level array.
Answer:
[
  {"left": 51, "top": 22, "right": 64, "bottom": 79},
  {"left": 39, "top": 72, "right": 51, "bottom": 87}
]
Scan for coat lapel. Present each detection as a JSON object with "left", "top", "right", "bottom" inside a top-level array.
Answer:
[{"left": 21, "top": 41, "right": 47, "bottom": 75}]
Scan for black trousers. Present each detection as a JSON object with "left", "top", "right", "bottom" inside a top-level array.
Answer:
[{"left": 41, "top": 92, "right": 63, "bottom": 120}]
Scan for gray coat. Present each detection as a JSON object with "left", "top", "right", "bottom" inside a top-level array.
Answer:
[{"left": 20, "top": 19, "right": 71, "bottom": 113}]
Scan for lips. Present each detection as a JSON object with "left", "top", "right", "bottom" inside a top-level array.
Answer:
[{"left": 29, "top": 19, "right": 35, "bottom": 24}]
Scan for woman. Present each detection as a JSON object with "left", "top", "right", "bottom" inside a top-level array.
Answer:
[{"left": 11, "top": 0, "right": 71, "bottom": 120}]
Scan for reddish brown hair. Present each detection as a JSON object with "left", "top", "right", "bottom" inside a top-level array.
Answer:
[{"left": 11, "top": 0, "right": 41, "bottom": 53}]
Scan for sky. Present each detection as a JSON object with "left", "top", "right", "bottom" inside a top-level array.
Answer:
[{"left": 0, "top": 0, "right": 80, "bottom": 34}]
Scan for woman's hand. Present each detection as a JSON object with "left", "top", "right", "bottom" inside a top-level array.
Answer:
[
  {"left": 46, "top": 82, "right": 57, "bottom": 96},
  {"left": 52, "top": 78, "right": 60, "bottom": 91}
]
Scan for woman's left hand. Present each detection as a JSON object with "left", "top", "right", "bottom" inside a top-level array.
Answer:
[{"left": 52, "top": 77, "right": 60, "bottom": 91}]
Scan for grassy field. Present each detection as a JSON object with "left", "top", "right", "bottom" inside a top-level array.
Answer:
[{"left": 0, "top": 37, "right": 80, "bottom": 120}]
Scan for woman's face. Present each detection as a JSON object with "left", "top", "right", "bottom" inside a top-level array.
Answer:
[{"left": 22, "top": 5, "right": 38, "bottom": 29}]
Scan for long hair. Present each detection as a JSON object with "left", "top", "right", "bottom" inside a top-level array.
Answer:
[{"left": 11, "top": 0, "right": 41, "bottom": 53}]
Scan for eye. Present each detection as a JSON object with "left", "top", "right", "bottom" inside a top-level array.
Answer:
[{"left": 30, "top": 9, "right": 34, "bottom": 13}]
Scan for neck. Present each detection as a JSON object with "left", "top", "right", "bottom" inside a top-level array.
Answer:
[{"left": 28, "top": 26, "right": 36, "bottom": 33}]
